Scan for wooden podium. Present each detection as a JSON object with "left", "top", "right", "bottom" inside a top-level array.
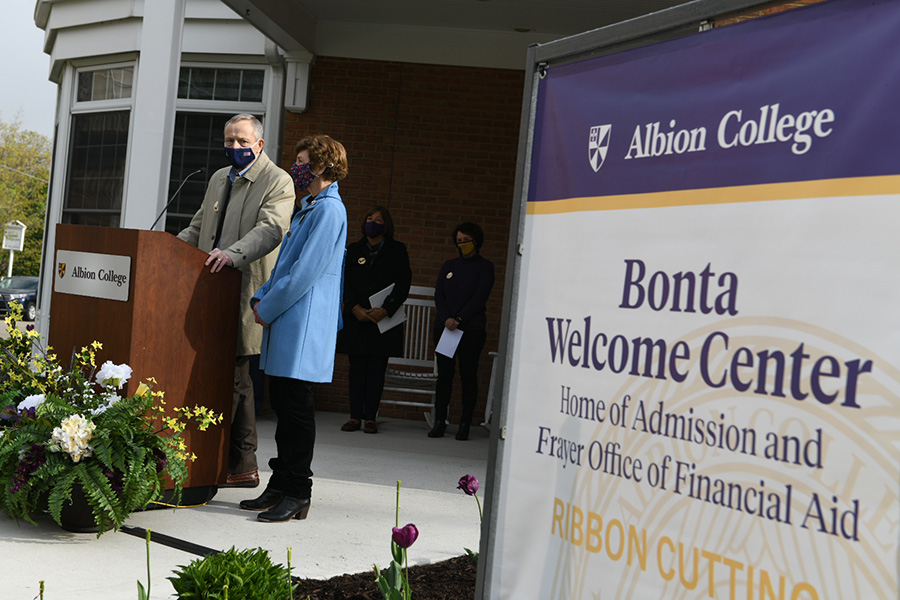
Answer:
[{"left": 49, "top": 224, "right": 240, "bottom": 492}]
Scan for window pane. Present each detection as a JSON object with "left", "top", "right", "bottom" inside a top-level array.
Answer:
[
  {"left": 61, "top": 211, "right": 122, "bottom": 228},
  {"left": 241, "top": 70, "right": 264, "bottom": 101},
  {"left": 77, "top": 74, "right": 93, "bottom": 104},
  {"left": 182, "top": 68, "right": 215, "bottom": 100},
  {"left": 77, "top": 67, "right": 134, "bottom": 102},
  {"left": 214, "top": 70, "right": 241, "bottom": 101},
  {"left": 63, "top": 111, "right": 129, "bottom": 227}
]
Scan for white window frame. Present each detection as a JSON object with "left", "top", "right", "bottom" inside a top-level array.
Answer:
[
  {"left": 175, "top": 61, "right": 271, "bottom": 120},
  {"left": 60, "top": 60, "right": 139, "bottom": 228},
  {"left": 71, "top": 60, "right": 139, "bottom": 113}
]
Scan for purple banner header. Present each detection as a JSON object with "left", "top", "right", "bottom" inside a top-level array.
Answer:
[{"left": 528, "top": 0, "right": 900, "bottom": 203}]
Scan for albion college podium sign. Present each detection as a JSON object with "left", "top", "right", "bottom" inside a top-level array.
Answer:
[{"left": 55, "top": 249, "right": 132, "bottom": 302}]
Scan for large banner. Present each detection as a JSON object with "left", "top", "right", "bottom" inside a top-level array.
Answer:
[{"left": 495, "top": 1, "right": 900, "bottom": 598}]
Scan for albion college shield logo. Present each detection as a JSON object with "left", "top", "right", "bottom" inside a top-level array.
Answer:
[
  {"left": 58, "top": 262, "right": 66, "bottom": 278},
  {"left": 588, "top": 124, "right": 611, "bottom": 172}
]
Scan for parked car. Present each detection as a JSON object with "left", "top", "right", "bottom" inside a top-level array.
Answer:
[{"left": 0, "top": 276, "right": 39, "bottom": 321}]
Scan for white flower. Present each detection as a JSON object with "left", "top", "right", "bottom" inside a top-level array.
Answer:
[
  {"left": 95, "top": 361, "right": 133, "bottom": 389},
  {"left": 89, "top": 393, "right": 121, "bottom": 416},
  {"left": 17, "top": 394, "right": 45, "bottom": 412},
  {"left": 50, "top": 414, "right": 96, "bottom": 463}
]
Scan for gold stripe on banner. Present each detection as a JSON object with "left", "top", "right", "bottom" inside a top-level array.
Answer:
[{"left": 527, "top": 175, "right": 900, "bottom": 215}]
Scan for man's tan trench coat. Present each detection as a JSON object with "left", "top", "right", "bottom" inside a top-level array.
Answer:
[{"left": 177, "top": 151, "right": 294, "bottom": 356}]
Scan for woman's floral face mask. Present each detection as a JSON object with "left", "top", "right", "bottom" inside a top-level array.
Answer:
[{"left": 290, "top": 161, "right": 318, "bottom": 191}]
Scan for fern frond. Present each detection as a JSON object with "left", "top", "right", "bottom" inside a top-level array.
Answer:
[{"left": 47, "top": 468, "right": 78, "bottom": 525}]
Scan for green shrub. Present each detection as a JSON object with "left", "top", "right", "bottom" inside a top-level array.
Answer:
[{"left": 168, "top": 546, "right": 296, "bottom": 600}]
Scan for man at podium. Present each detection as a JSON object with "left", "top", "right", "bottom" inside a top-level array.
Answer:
[{"left": 177, "top": 113, "right": 294, "bottom": 489}]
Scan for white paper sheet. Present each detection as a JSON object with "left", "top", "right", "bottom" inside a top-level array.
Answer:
[
  {"left": 369, "top": 283, "right": 406, "bottom": 333},
  {"left": 435, "top": 326, "right": 463, "bottom": 358}
]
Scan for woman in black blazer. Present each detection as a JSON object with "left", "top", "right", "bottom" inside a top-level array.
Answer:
[{"left": 336, "top": 206, "right": 412, "bottom": 433}]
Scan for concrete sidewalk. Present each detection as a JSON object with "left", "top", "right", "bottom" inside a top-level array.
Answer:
[{"left": 1, "top": 410, "right": 489, "bottom": 599}]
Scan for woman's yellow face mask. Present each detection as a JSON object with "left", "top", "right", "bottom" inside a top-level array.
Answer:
[{"left": 456, "top": 234, "right": 476, "bottom": 257}]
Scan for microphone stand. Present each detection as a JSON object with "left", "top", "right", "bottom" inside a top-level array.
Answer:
[{"left": 150, "top": 168, "right": 205, "bottom": 231}]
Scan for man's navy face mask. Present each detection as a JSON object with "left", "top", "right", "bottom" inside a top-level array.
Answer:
[{"left": 224, "top": 140, "right": 259, "bottom": 170}]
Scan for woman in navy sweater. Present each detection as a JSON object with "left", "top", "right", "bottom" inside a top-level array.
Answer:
[{"left": 430, "top": 222, "right": 494, "bottom": 440}]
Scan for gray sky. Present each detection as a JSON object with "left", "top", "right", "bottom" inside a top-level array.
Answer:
[{"left": 3, "top": 3, "right": 57, "bottom": 139}]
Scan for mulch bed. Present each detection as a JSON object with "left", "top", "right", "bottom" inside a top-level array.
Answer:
[{"left": 293, "top": 555, "right": 476, "bottom": 599}]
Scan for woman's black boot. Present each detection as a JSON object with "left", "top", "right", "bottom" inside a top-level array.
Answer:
[
  {"left": 257, "top": 496, "right": 311, "bottom": 522},
  {"left": 239, "top": 488, "right": 284, "bottom": 511}
]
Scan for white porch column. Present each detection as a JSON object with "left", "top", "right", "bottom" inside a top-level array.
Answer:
[{"left": 120, "top": 0, "right": 186, "bottom": 229}]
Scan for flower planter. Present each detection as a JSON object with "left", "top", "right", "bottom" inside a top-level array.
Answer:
[
  {"left": 0, "top": 310, "right": 222, "bottom": 536},
  {"left": 59, "top": 483, "right": 111, "bottom": 534}
]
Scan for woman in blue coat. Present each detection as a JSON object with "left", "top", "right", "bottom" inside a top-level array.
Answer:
[{"left": 239, "top": 134, "right": 348, "bottom": 523}]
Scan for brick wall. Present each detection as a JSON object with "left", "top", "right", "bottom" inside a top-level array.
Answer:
[{"left": 280, "top": 57, "right": 524, "bottom": 425}]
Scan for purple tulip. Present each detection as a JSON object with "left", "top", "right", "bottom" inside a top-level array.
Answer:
[
  {"left": 457, "top": 474, "right": 479, "bottom": 496},
  {"left": 392, "top": 523, "right": 419, "bottom": 549}
]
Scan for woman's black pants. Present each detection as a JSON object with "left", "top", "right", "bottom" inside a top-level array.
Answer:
[
  {"left": 348, "top": 354, "right": 389, "bottom": 421},
  {"left": 434, "top": 329, "right": 486, "bottom": 425},
  {"left": 267, "top": 375, "right": 316, "bottom": 499}
]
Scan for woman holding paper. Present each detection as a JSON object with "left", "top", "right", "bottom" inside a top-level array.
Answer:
[
  {"left": 336, "top": 206, "right": 411, "bottom": 434},
  {"left": 430, "top": 222, "right": 494, "bottom": 440}
]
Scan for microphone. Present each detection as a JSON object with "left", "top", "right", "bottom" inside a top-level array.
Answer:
[{"left": 150, "top": 168, "right": 206, "bottom": 231}]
